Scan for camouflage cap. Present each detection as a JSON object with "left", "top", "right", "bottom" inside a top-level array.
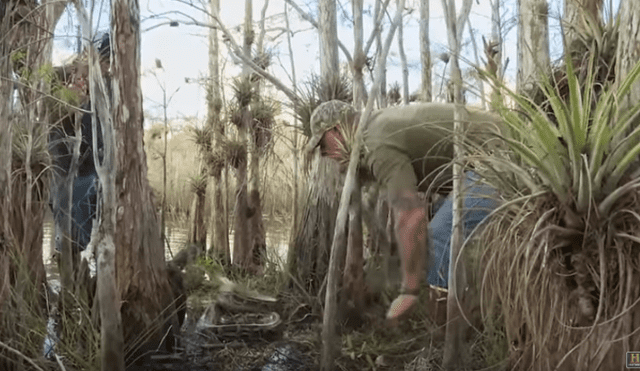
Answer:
[{"left": 306, "top": 100, "right": 357, "bottom": 153}]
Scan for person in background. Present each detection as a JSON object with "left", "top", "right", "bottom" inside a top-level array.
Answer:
[{"left": 49, "top": 33, "right": 109, "bottom": 253}]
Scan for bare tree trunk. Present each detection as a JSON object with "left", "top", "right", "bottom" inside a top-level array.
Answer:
[
  {"left": 484, "top": 0, "right": 504, "bottom": 107},
  {"left": 111, "top": 0, "right": 177, "bottom": 355},
  {"left": 340, "top": 0, "right": 366, "bottom": 318},
  {"left": 442, "top": 0, "right": 471, "bottom": 368},
  {"left": 517, "top": 0, "right": 550, "bottom": 95},
  {"left": 616, "top": 0, "right": 640, "bottom": 107},
  {"left": 398, "top": 12, "right": 409, "bottom": 105},
  {"left": 208, "top": 0, "right": 228, "bottom": 264},
  {"left": 91, "top": 89, "right": 125, "bottom": 371},
  {"left": 374, "top": 0, "right": 387, "bottom": 108},
  {"left": 190, "top": 178, "right": 207, "bottom": 249},
  {"left": 319, "top": 0, "right": 339, "bottom": 89},
  {"left": 233, "top": 0, "right": 253, "bottom": 271},
  {"left": 321, "top": 2, "right": 405, "bottom": 369},
  {"left": 491, "top": 0, "right": 503, "bottom": 77},
  {"left": 467, "top": 25, "right": 486, "bottom": 109},
  {"left": 352, "top": 0, "right": 365, "bottom": 110},
  {"left": 0, "top": 1, "right": 66, "bottom": 368},
  {"left": 284, "top": 1, "right": 300, "bottom": 240},
  {"left": 342, "top": 178, "right": 364, "bottom": 315},
  {"left": 160, "top": 86, "right": 168, "bottom": 253},
  {"left": 74, "top": 2, "right": 125, "bottom": 367},
  {"left": 420, "top": 0, "right": 432, "bottom": 102},
  {"left": 247, "top": 0, "right": 270, "bottom": 272}
]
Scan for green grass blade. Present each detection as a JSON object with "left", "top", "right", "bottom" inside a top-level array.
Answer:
[{"left": 576, "top": 155, "right": 591, "bottom": 214}]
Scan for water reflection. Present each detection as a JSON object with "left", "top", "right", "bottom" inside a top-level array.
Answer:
[{"left": 42, "top": 217, "right": 290, "bottom": 275}]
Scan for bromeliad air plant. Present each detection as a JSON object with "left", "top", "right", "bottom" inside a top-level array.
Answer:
[{"left": 474, "top": 55, "right": 640, "bottom": 370}]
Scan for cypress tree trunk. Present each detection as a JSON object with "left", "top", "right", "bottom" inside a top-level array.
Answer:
[
  {"left": 233, "top": 0, "right": 253, "bottom": 271},
  {"left": 516, "top": 0, "right": 550, "bottom": 95},
  {"left": 0, "top": 1, "right": 66, "bottom": 368},
  {"left": 208, "top": 0, "right": 229, "bottom": 264},
  {"left": 616, "top": 0, "right": 640, "bottom": 107},
  {"left": 111, "top": 0, "right": 177, "bottom": 354}
]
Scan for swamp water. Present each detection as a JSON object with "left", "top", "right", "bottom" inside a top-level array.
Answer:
[
  {"left": 42, "top": 216, "right": 291, "bottom": 274},
  {"left": 41, "top": 215, "right": 300, "bottom": 370}
]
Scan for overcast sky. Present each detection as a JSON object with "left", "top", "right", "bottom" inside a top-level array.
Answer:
[{"left": 52, "top": 0, "right": 621, "bottom": 126}]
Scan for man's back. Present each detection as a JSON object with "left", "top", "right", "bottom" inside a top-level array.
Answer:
[{"left": 362, "top": 103, "right": 501, "bottom": 193}]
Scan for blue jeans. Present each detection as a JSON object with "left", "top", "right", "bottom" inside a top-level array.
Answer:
[
  {"left": 71, "top": 174, "right": 98, "bottom": 251},
  {"left": 427, "top": 172, "right": 498, "bottom": 288}
]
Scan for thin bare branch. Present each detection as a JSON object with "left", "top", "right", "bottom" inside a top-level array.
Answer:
[
  {"left": 283, "top": 0, "right": 353, "bottom": 65},
  {"left": 164, "top": 0, "right": 299, "bottom": 104}
]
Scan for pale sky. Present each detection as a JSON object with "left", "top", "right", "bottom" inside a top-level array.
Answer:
[{"left": 52, "top": 0, "right": 620, "bottom": 127}]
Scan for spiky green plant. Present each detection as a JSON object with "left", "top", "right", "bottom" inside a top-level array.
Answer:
[
  {"left": 189, "top": 174, "right": 208, "bottom": 196},
  {"left": 473, "top": 55, "right": 640, "bottom": 370},
  {"left": 225, "top": 140, "right": 246, "bottom": 169},
  {"left": 250, "top": 96, "right": 278, "bottom": 149},
  {"left": 189, "top": 125, "right": 213, "bottom": 153},
  {"left": 231, "top": 76, "right": 254, "bottom": 109}
]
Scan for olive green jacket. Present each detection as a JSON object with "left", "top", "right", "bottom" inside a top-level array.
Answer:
[{"left": 361, "top": 103, "right": 502, "bottom": 201}]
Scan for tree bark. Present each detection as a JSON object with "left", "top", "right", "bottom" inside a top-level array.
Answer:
[
  {"left": 319, "top": 0, "right": 339, "bottom": 89},
  {"left": 467, "top": 25, "right": 487, "bottom": 109},
  {"left": 0, "top": 1, "right": 66, "bottom": 367},
  {"left": 374, "top": 0, "right": 387, "bottom": 108},
  {"left": 491, "top": 0, "right": 503, "bottom": 77},
  {"left": 321, "top": 1, "right": 405, "bottom": 369},
  {"left": 74, "top": 2, "right": 125, "bottom": 365},
  {"left": 342, "top": 178, "right": 364, "bottom": 316},
  {"left": 233, "top": 0, "right": 253, "bottom": 271},
  {"left": 420, "top": 0, "right": 432, "bottom": 102},
  {"left": 442, "top": 0, "right": 471, "bottom": 368},
  {"left": 284, "top": 1, "right": 300, "bottom": 243},
  {"left": 352, "top": 0, "right": 365, "bottom": 110},
  {"left": 398, "top": 11, "right": 409, "bottom": 105},
  {"left": 248, "top": 0, "right": 269, "bottom": 272},
  {"left": 285, "top": 0, "right": 353, "bottom": 66},
  {"left": 340, "top": 0, "right": 366, "bottom": 317},
  {"left": 615, "top": 0, "right": 640, "bottom": 107},
  {"left": 208, "top": 0, "right": 229, "bottom": 264},
  {"left": 111, "top": 0, "right": 176, "bottom": 354},
  {"left": 190, "top": 180, "right": 207, "bottom": 249},
  {"left": 486, "top": 0, "right": 504, "bottom": 106},
  {"left": 516, "top": 0, "right": 550, "bottom": 95}
]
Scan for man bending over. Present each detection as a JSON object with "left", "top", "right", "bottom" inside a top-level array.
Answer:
[{"left": 306, "top": 100, "right": 502, "bottom": 324}]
